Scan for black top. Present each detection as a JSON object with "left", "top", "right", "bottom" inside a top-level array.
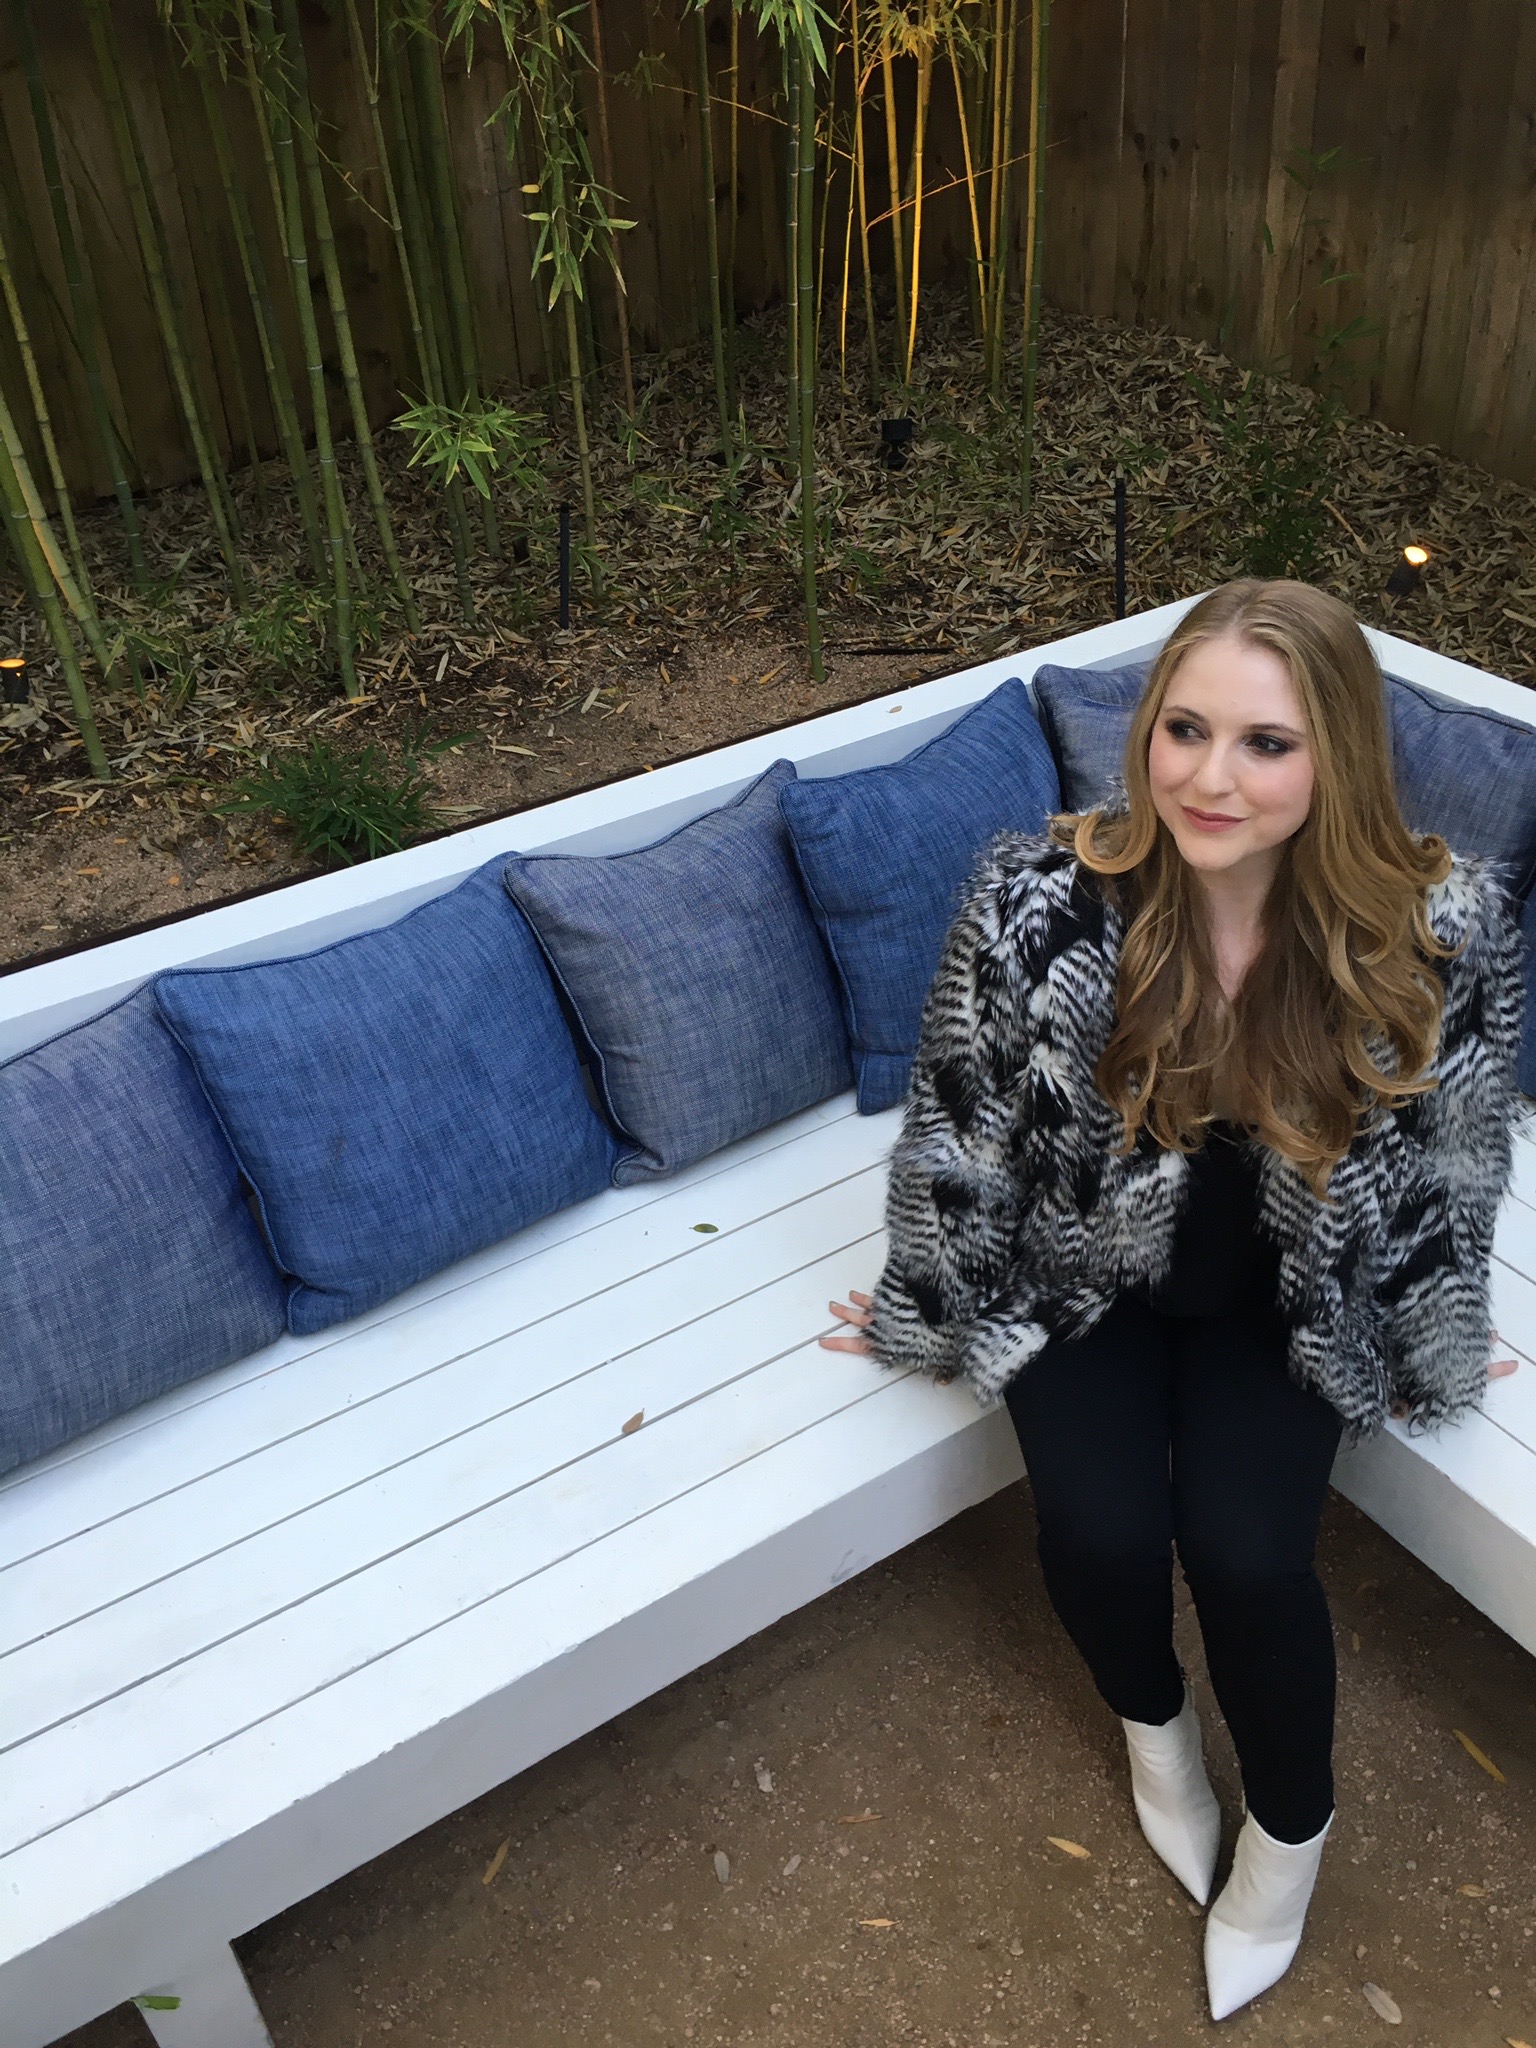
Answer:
[{"left": 1129, "top": 1121, "right": 1282, "bottom": 1320}]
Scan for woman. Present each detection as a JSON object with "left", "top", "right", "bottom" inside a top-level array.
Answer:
[{"left": 821, "top": 580, "right": 1526, "bottom": 2020}]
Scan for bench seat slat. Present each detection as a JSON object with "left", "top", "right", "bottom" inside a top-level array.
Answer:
[
  {"left": 2, "top": 1182, "right": 887, "bottom": 1748},
  {"left": 1, "top": 1105, "right": 896, "bottom": 1622},
  {"left": 0, "top": 1094, "right": 871, "bottom": 1567}
]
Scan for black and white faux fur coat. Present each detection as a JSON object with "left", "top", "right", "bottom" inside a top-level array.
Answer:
[{"left": 868, "top": 827, "right": 1528, "bottom": 1441}]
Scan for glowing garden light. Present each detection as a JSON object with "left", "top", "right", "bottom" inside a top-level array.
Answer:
[
  {"left": 1386, "top": 544, "right": 1431, "bottom": 596},
  {"left": 0, "top": 656, "right": 27, "bottom": 703}
]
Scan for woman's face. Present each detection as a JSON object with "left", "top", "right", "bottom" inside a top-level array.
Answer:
[{"left": 1146, "top": 632, "right": 1316, "bottom": 883}]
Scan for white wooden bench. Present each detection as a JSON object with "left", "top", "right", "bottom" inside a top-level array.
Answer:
[{"left": 2, "top": 599, "right": 1532, "bottom": 2048}]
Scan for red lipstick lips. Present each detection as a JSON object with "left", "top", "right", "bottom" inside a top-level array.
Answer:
[{"left": 1181, "top": 805, "right": 1244, "bottom": 832}]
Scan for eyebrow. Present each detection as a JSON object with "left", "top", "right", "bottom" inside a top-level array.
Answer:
[{"left": 1162, "top": 701, "right": 1308, "bottom": 742}]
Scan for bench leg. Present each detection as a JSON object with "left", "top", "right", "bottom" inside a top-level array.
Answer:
[{"left": 135, "top": 1942, "right": 274, "bottom": 2048}]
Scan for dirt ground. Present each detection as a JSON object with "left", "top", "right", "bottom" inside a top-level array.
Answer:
[
  {"left": 0, "top": 632, "right": 931, "bottom": 970},
  {"left": 61, "top": 1477, "right": 1534, "bottom": 2048}
]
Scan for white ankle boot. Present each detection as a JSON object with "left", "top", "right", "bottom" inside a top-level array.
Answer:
[
  {"left": 1204, "top": 1803, "right": 1333, "bottom": 2019},
  {"left": 1120, "top": 1679, "right": 1222, "bottom": 1905}
]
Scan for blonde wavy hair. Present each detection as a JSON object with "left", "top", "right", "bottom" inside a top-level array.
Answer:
[{"left": 1051, "top": 579, "right": 1458, "bottom": 1194}]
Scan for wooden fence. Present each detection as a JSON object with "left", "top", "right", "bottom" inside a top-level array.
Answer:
[{"left": 2, "top": 0, "right": 1534, "bottom": 503}]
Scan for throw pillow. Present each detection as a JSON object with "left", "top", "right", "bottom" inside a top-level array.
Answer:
[
  {"left": 779, "top": 678, "right": 1061, "bottom": 1112},
  {"left": 155, "top": 861, "right": 620, "bottom": 1333},
  {"left": 0, "top": 989, "right": 287, "bottom": 1474},
  {"left": 504, "top": 759, "right": 852, "bottom": 1183}
]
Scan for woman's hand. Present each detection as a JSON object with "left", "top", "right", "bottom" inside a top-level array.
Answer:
[
  {"left": 1389, "top": 1329, "right": 1519, "bottom": 1420},
  {"left": 1488, "top": 1327, "right": 1519, "bottom": 1380},
  {"left": 820, "top": 1288, "right": 876, "bottom": 1356}
]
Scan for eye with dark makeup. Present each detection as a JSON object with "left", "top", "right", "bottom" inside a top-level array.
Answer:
[{"left": 1162, "top": 717, "right": 1295, "bottom": 758}]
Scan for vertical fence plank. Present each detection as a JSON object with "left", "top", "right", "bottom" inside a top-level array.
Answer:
[{"left": 1455, "top": 4, "right": 1536, "bottom": 475}]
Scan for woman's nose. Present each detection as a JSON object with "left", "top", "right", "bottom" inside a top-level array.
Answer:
[{"left": 1190, "top": 744, "right": 1237, "bottom": 796}]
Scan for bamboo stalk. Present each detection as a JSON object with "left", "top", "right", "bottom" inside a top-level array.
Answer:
[
  {"left": 785, "top": 43, "right": 799, "bottom": 468},
  {"left": 813, "top": 14, "right": 838, "bottom": 346},
  {"left": 849, "top": 0, "right": 880, "bottom": 391},
  {"left": 83, "top": 0, "right": 246, "bottom": 602},
  {"left": 874, "top": 0, "right": 908, "bottom": 376},
  {"left": 0, "top": 371, "right": 117, "bottom": 678},
  {"left": 361, "top": 0, "right": 477, "bottom": 620},
  {"left": 407, "top": 14, "right": 499, "bottom": 554},
  {"left": 904, "top": 8, "right": 935, "bottom": 386},
  {"left": 692, "top": 3, "right": 731, "bottom": 459},
  {"left": 189, "top": 47, "right": 327, "bottom": 579},
  {"left": 984, "top": 0, "right": 1006, "bottom": 367},
  {"left": 0, "top": 209, "right": 93, "bottom": 605},
  {"left": 987, "top": 0, "right": 1019, "bottom": 396},
  {"left": 277, "top": 0, "right": 420, "bottom": 630},
  {"left": 5, "top": 0, "right": 148, "bottom": 587},
  {"left": 248, "top": 0, "right": 357, "bottom": 693},
  {"left": 0, "top": 433, "right": 108, "bottom": 778},
  {"left": 587, "top": 0, "right": 636, "bottom": 417},
  {"left": 724, "top": 1, "right": 740, "bottom": 413},
  {"left": 947, "top": 28, "right": 988, "bottom": 354},
  {"left": 1018, "top": 0, "right": 1051, "bottom": 511},
  {"left": 794, "top": 25, "right": 823, "bottom": 684}
]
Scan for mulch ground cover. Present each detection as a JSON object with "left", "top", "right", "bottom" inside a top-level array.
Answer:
[{"left": 5, "top": 296, "right": 1535, "bottom": 970}]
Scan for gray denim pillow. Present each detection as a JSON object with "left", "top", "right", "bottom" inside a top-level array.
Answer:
[{"left": 504, "top": 760, "right": 853, "bottom": 1184}]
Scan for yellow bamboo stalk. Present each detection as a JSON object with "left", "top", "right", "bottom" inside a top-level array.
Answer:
[{"left": 903, "top": 9, "right": 936, "bottom": 385}]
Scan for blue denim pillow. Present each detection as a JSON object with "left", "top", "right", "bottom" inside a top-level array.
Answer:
[
  {"left": 1031, "top": 660, "right": 1149, "bottom": 811},
  {"left": 0, "top": 989, "right": 287, "bottom": 1474},
  {"left": 779, "top": 679, "right": 1061, "bottom": 1113},
  {"left": 504, "top": 760, "right": 852, "bottom": 1184},
  {"left": 155, "top": 861, "right": 620, "bottom": 1333}
]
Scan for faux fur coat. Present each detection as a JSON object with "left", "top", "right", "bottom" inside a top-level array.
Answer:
[{"left": 867, "top": 827, "right": 1528, "bottom": 1441}]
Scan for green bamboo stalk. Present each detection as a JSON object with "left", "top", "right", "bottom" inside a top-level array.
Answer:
[
  {"left": 83, "top": 0, "right": 246, "bottom": 602},
  {"left": 190, "top": 51, "right": 327, "bottom": 578},
  {"left": 813, "top": 20, "right": 837, "bottom": 346},
  {"left": 874, "top": 0, "right": 908, "bottom": 379},
  {"left": 0, "top": 435, "right": 108, "bottom": 778},
  {"left": 407, "top": 14, "right": 499, "bottom": 554},
  {"left": 1018, "top": 0, "right": 1051, "bottom": 511},
  {"left": 849, "top": 0, "right": 880, "bottom": 390},
  {"left": 948, "top": 29, "right": 988, "bottom": 353},
  {"left": 0, "top": 210, "right": 93, "bottom": 605},
  {"left": 987, "top": 0, "right": 1019, "bottom": 396},
  {"left": 692, "top": 3, "right": 731, "bottom": 459},
  {"left": 6, "top": 0, "right": 148, "bottom": 585},
  {"left": 248, "top": 0, "right": 357, "bottom": 693},
  {"left": 587, "top": 0, "right": 636, "bottom": 417},
  {"left": 794, "top": 26, "right": 823, "bottom": 684},
  {"left": 355, "top": 0, "right": 476, "bottom": 620},
  {"left": 785, "top": 45, "right": 799, "bottom": 467},
  {"left": 160, "top": 41, "right": 268, "bottom": 518},
  {"left": 277, "top": 0, "right": 420, "bottom": 630},
  {"left": 724, "top": 2, "right": 740, "bottom": 413},
  {"left": 984, "top": 0, "right": 1006, "bottom": 369}
]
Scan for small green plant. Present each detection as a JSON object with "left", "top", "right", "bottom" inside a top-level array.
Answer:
[
  {"left": 393, "top": 395, "right": 546, "bottom": 503},
  {"left": 1191, "top": 369, "right": 1335, "bottom": 580},
  {"left": 218, "top": 737, "right": 452, "bottom": 865}
]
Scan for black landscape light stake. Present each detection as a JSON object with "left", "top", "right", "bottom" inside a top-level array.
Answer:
[
  {"left": 1114, "top": 476, "right": 1128, "bottom": 620},
  {"left": 558, "top": 501, "right": 571, "bottom": 628},
  {"left": 1386, "top": 543, "right": 1430, "bottom": 597},
  {"left": 879, "top": 416, "right": 915, "bottom": 471},
  {"left": 0, "top": 657, "right": 27, "bottom": 704}
]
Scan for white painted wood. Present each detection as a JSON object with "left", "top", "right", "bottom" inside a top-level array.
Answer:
[
  {"left": 2, "top": 601, "right": 1534, "bottom": 2048},
  {"left": 135, "top": 1944, "right": 273, "bottom": 2048}
]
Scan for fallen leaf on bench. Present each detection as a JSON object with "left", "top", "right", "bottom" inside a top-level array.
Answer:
[
  {"left": 133, "top": 1996, "right": 182, "bottom": 2012},
  {"left": 838, "top": 1810, "right": 881, "bottom": 1824},
  {"left": 1362, "top": 1981, "right": 1403, "bottom": 2023},
  {"left": 1453, "top": 1729, "right": 1507, "bottom": 1782},
  {"left": 782, "top": 1854, "right": 801, "bottom": 1876},
  {"left": 1460, "top": 1883, "right": 1489, "bottom": 1896},
  {"left": 692, "top": 1222, "right": 719, "bottom": 1233},
  {"left": 1504, "top": 2036, "right": 1533, "bottom": 2047},
  {"left": 482, "top": 1837, "right": 511, "bottom": 1886},
  {"left": 858, "top": 1918, "right": 895, "bottom": 1928},
  {"left": 1047, "top": 1837, "right": 1091, "bottom": 1859},
  {"left": 714, "top": 1850, "right": 731, "bottom": 1884},
  {"left": 754, "top": 1761, "right": 774, "bottom": 1792},
  {"left": 622, "top": 1411, "right": 644, "bottom": 1435}
]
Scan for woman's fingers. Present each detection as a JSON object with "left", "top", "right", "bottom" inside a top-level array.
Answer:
[
  {"left": 1488, "top": 1356, "right": 1519, "bottom": 1379},
  {"left": 827, "top": 1295, "right": 875, "bottom": 1329},
  {"left": 819, "top": 1329, "right": 875, "bottom": 1355}
]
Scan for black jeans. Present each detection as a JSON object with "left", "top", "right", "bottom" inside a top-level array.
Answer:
[{"left": 1004, "top": 1286, "right": 1343, "bottom": 1843}]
